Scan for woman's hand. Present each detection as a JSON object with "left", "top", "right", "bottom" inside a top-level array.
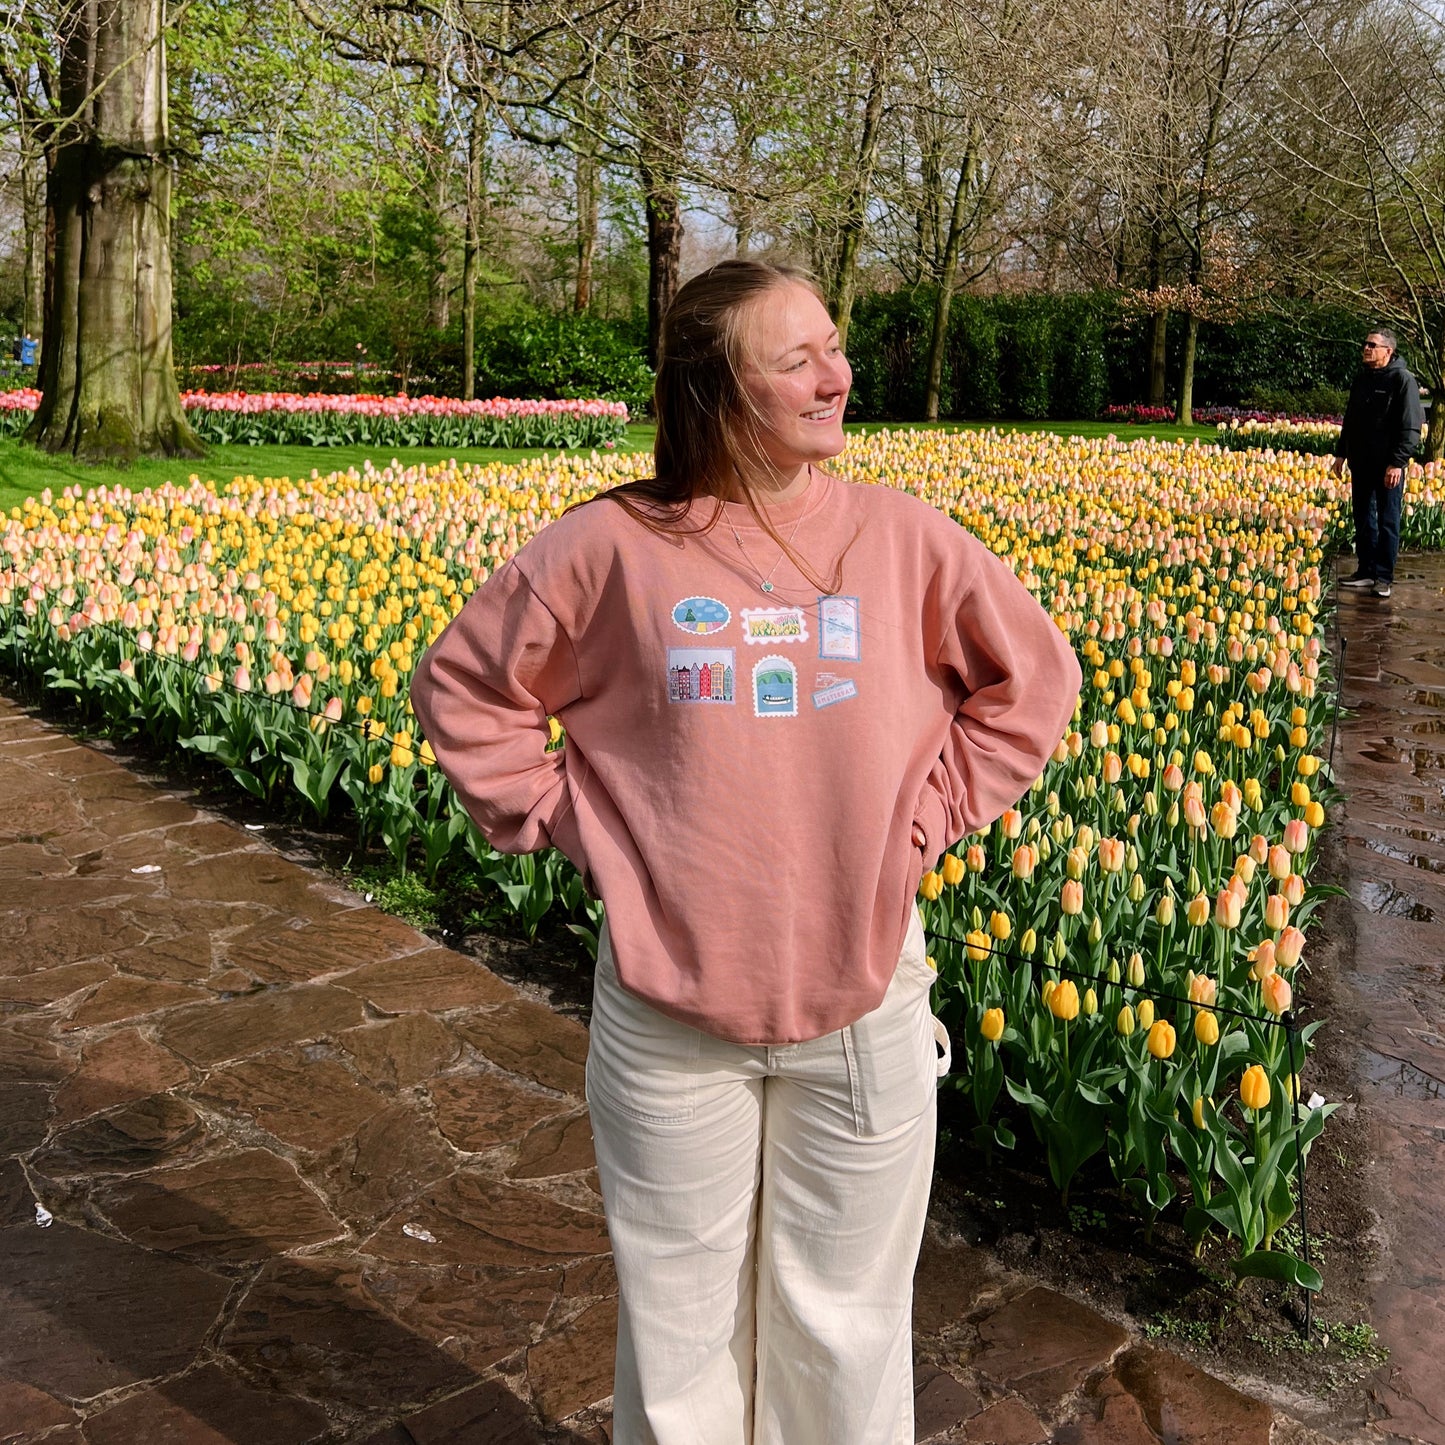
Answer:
[{"left": 912, "top": 824, "right": 927, "bottom": 850}]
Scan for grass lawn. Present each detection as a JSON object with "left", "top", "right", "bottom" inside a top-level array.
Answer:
[{"left": 0, "top": 417, "right": 1218, "bottom": 514}]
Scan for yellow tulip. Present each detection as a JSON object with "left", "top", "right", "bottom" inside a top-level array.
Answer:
[
  {"left": 980, "top": 1007, "right": 1005, "bottom": 1042},
  {"left": 1146, "top": 1020, "right": 1176, "bottom": 1060},
  {"left": 919, "top": 871, "right": 943, "bottom": 901},
  {"left": 367, "top": 762, "right": 385, "bottom": 785},
  {"left": 965, "top": 929, "right": 991, "bottom": 962},
  {"left": 1048, "top": 979, "right": 1080, "bottom": 1021},
  {"left": 941, "top": 852, "right": 966, "bottom": 886},
  {"left": 1194, "top": 1010, "right": 1219, "bottom": 1046},
  {"left": 989, "top": 911, "right": 1011, "bottom": 940},
  {"left": 1137, "top": 998, "right": 1155, "bottom": 1030},
  {"left": 1192, "top": 1096, "right": 1208, "bottom": 1128},
  {"left": 1116, "top": 1003, "right": 1136, "bottom": 1036},
  {"left": 1240, "top": 1064, "right": 1271, "bottom": 1111}
]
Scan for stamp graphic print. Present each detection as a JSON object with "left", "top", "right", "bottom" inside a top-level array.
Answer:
[
  {"left": 752, "top": 655, "right": 798, "bottom": 717},
  {"left": 668, "top": 648, "right": 736, "bottom": 704},
  {"left": 812, "top": 671, "right": 859, "bottom": 709},
  {"left": 740, "top": 606, "right": 809, "bottom": 646},
  {"left": 817, "top": 595, "right": 861, "bottom": 660},
  {"left": 671, "top": 595, "right": 731, "bottom": 636}
]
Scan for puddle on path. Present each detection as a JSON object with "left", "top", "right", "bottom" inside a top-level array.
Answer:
[
  {"left": 1356, "top": 880, "right": 1437, "bottom": 921},
  {"left": 1362, "top": 838, "right": 1445, "bottom": 874},
  {"left": 1359, "top": 1049, "right": 1445, "bottom": 1100}
]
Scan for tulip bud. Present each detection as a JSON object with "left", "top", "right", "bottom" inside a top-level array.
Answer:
[
  {"left": 1088, "top": 914, "right": 1103, "bottom": 945},
  {"left": 1186, "top": 893, "right": 1210, "bottom": 927},
  {"left": 1066, "top": 846, "right": 1088, "bottom": 880},
  {"left": 1194, "top": 1010, "right": 1220, "bottom": 1046},
  {"left": 1276, "top": 925, "right": 1305, "bottom": 968},
  {"left": 1012, "top": 845, "right": 1035, "bottom": 880},
  {"left": 1240, "top": 1064, "right": 1271, "bottom": 1111},
  {"left": 1083, "top": 987, "right": 1098, "bottom": 1015},
  {"left": 1020, "top": 927, "right": 1037, "bottom": 956},
  {"left": 1147, "top": 1020, "right": 1177, "bottom": 1060},
  {"left": 1192, "top": 1095, "right": 1208, "bottom": 1128},
  {"left": 1137, "top": 998, "right": 1156, "bottom": 1030},
  {"left": 980, "top": 1007, "right": 1005, "bottom": 1043},
  {"left": 1127, "top": 952, "right": 1145, "bottom": 987},
  {"left": 1214, "top": 889, "right": 1241, "bottom": 929},
  {"left": 1251, "top": 939, "right": 1278, "bottom": 980},
  {"left": 1116, "top": 1004, "right": 1136, "bottom": 1036},
  {"left": 1061, "top": 880, "right": 1084, "bottom": 915},
  {"left": 1261, "top": 972, "right": 1292, "bottom": 1015},
  {"left": 1166, "top": 802, "right": 1180, "bottom": 827},
  {"left": 1052, "top": 933, "right": 1068, "bottom": 963},
  {"left": 941, "top": 852, "right": 966, "bottom": 887},
  {"left": 1155, "top": 894, "right": 1175, "bottom": 927},
  {"left": 966, "top": 844, "right": 986, "bottom": 872},
  {"left": 1107, "top": 958, "right": 1121, "bottom": 984}
]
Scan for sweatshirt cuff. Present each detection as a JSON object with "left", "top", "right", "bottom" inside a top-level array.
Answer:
[{"left": 913, "top": 787, "right": 951, "bottom": 872}]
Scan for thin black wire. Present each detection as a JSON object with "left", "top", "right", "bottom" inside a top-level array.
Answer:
[
  {"left": 923, "top": 919, "right": 1318, "bottom": 1325},
  {"left": 1, "top": 598, "right": 414, "bottom": 751},
  {"left": 921, "top": 923, "right": 1301, "bottom": 1032},
  {"left": 12, "top": 580, "right": 1324, "bottom": 1305}
]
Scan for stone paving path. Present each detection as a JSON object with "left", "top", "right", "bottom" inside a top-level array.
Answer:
[
  {"left": 1332, "top": 551, "right": 1445, "bottom": 1445},
  {"left": 0, "top": 688, "right": 1349, "bottom": 1445}
]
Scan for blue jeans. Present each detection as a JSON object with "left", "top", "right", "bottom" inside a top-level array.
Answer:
[{"left": 1351, "top": 470, "right": 1405, "bottom": 582}]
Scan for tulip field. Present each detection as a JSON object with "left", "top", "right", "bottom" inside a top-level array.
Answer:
[
  {"left": 1214, "top": 417, "right": 1349, "bottom": 456},
  {"left": 4, "top": 428, "right": 1445, "bottom": 1289},
  {"left": 0, "top": 389, "right": 630, "bottom": 450}
]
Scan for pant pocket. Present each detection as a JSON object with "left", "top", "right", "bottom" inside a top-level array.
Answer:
[
  {"left": 586, "top": 941, "right": 701, "bottom": 1126},
  {"left": 844, "top": 912, "right": 939, "bottom": 1136}
]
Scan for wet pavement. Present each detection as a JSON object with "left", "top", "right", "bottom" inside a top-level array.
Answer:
[
  {"left": 1332, "top": 552, "right": 1445, "bottom": 1445},
  {"left": 0, "top": 686, "right": 1373, "bottom": 1444}
]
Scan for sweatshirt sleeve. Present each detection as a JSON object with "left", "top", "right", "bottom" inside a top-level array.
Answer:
[
  {"left": 409, "top": 558, "right": 585, "bottom": 859},
  {"left": 913, "top": 544, "right": 1081, "bottom": 863}
]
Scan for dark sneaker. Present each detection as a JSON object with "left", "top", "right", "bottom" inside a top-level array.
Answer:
[
  {"left": 1374, "top": 581, "right": 1393, "bottom": 598},
  {"left": 1339, "top": 573, "right": 1376, "bottom": 589}
]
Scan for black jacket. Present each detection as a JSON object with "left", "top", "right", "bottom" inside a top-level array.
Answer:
[{"left": 1336, "top": 353, "right": 1424, "bottom": 472}]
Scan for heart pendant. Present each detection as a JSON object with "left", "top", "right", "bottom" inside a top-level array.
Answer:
[{"left": 761, "top": 581, "right": 774, "bottom": 593}]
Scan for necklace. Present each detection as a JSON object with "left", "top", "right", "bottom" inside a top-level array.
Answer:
[{"left": 723, "top": 465, "right": 811, "bottom": 594}]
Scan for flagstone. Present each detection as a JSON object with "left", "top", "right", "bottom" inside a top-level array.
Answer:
[
  {"left": 33, "top": 1095, "right": 208, "bottom": 1178},
  {"left": 61, "top": 975, "right": 208, "bottom": 1029},
  {"left": 313, "top": 1103, "right": 456, "bottom": 1227},
  {"left": 452, "top": 998, "right": 588, "bottom": 1095},
  {"left": 52, "top": 1028, "right": 190, "bottom": 1124},
  {"left": 429, "top": 1070, "right": 567, "bottom": 1153},
  {"left": 157, "top": 984, "right": 365, "bottom": 1065},
  {"left": 338, "top": 1012, "right": 462, "bottom": 1088},
  {"left": 337, "top": 946, "right": 517, "bottom": 1013}
]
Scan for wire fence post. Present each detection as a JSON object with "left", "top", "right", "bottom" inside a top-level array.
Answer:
[{"left": 1283, "top": 1008, "right": 1313, "bottom": 1342}]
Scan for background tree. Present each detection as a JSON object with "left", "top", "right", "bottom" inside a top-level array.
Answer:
[{"left": 24, "top": 0, "right": 199, "bottom": 460}]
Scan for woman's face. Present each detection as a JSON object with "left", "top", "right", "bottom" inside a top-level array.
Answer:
[{"left": 737, "top": 283, "right": 852, "bottom": 476}]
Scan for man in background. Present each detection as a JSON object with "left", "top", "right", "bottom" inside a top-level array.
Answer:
[{"left": 1334, "top": 328, "right": 1424, "bottom": 600}]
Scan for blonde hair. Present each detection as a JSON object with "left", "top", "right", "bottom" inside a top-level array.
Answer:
[{"left": 594, "top": 258, "right": 846, "bottom": 592}]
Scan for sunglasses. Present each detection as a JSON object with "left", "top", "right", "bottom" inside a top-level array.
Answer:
[{"left": 1362, "top": 341, "right": 1389, "bottom": 350}]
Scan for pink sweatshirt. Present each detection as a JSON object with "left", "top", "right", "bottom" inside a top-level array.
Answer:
[{"left": 410, "top": 469, "right": 1081, "bottom": 1044}]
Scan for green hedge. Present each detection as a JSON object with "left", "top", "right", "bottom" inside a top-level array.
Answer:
[{"left": 845, "top": 290, "right": 1371, "bottom": 422}]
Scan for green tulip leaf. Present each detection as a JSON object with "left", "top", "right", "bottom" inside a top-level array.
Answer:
[{"left": 1231, "top": 1249, "right": 1323, "bottom": 1292}]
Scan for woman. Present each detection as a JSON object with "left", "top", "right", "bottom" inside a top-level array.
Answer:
[{"left": 410, "top": 260, "right": 1080, "bottom": 1444}]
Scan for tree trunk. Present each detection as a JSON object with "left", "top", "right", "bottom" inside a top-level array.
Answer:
[
  {"left": 461, "top": 98, "right": 484, "bottom": 401},
  {"left": 924, "top": 134, "right": 980, "bottom": 422},
  {"left": 575, "top": 147, "right": 598, "bottom": 313},
  {"left": 426, "top": 130, "right": 449, "bottom": 333},
  {"left": 1178, "top": 312, "right": 1199, "bottom": 426},
  {"left": 27, "top": 0, "right": 200, "bottom": 462},
  {"left": 640, "top": 159, "right": 683, "bottom": 371},
  {"left": 832, "top": 56, "right": 889, "bottom": 353},
  {"left": 21, "top": 148, "right": 45, "bottom": 347},
  {"left": 1148, "top": 309, "right": 1169, "bottom": 408}
]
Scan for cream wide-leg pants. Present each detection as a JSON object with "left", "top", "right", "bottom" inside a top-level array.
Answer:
[{"left": 585, "top": 910, "right": 948, "bottom": 1445}]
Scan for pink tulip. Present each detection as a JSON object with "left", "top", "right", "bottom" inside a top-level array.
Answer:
[
  {"left": 1283, "top": 818, "right": 1309, "bottom": 854},
  {"left": 1061, "top": 880, "right": 1084, "bottom": 915},
  {"left": 1276, "top": 926, "right": 1305, "bottom": 969},
  {"left": 1261, "top": 972, "right": 1292, "bottom": 1015},
  {"left": 1265, "top": 894, "right": 1289, "bottom": 931}
]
